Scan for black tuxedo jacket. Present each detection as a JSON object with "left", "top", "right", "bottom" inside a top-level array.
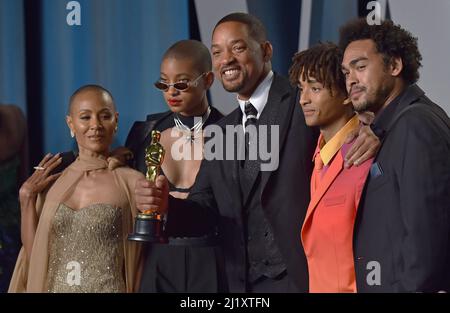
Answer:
[
  {"left": 166, "top": 74, "right": 318, "bottom": 292},
  {"left": 354, "top": 85, "right": 450, "bottom": 292},
  {"left": 125, "top": 106, "right": 223, "bottom": 176}
]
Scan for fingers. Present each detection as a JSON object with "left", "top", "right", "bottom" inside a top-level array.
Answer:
[
  {"left": 134, "top": 180, "right": 163, "bottom": 197},
  {"left": 125, "top": 151, "right": 134, "bottom": 161},
  {"left": 135, "top": 195, "right": 163, "bottom": 213},
  {"left": 37, "top": 153, "right": 54, "bottom": 167},
  {"left": 135, "top": 192, "right": 163, "bottom": 205},
  {"left": 111, "top": 146, "right": 133, "bottom": 157},
  {"left": 346, "top": 140, "right": 369, "bottom": 168},
  {"left": 21, "top": 154, "right": 63, "bottom": 199},
  {"left": 355, "top": 134, "right": 379, "bottom": 164},
  {"left": 36, "top": 153, "right": 61, "bottom": 172},
  {"left": 107, "top": 157, "right": 122, "bottom": 170},
  {"left": 31, "top": 154, "right": 61, "bottom": 180},
  {"left": 344, "top": 138, "right": 364, "bottom": 168},
  {"left": 36, "top": 157, "right": 61, "bottom": 189},
  {"left": 135, "top": 180, "right": 162, "bottom": 198},
  {"left": 134, "top": 176, "right": 169, "bottom": 214},
  {"left": 344, "top": 129, "right": 358, "bottom": 144},
  {"left": 344, "top": 130, "right": 363, "bottom": 165},
  {"left": 155, "top": 175, "right": 168, "bottom": 190},
  {"left": 108, "top": 147, "right": 134, "bottom": 169},
  {"left": 43, "top": 154, "right": 62, "bottom": 175},
  {"left": 116, "top": 147, "right": 133, "bottom": 160},
  {"left": 345, "top": 125, "right": 380, "bottom": 168},
  {"left": 356, "top": 111, "right": 375, "bottom": 125},
  {"left": 136, "top": 178, "right": 155, "bottom": 189},
  {"left": 135, "top": 194, "right": 162, "bottom": 209},
  {"left": 353, "top": 147, "right": 377, "bottom": 166}
]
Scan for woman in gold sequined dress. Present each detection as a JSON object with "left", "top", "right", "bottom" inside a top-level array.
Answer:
[{"left": 8, "top": 85, "right": 144, "bottom": 293}]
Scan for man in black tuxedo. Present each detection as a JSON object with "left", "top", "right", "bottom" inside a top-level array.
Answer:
[
  {"left": 340, "top": 18, "right": 450, "bottom": 292},
  {"left": 136, "top": 13, "right": 378, "bottom": 292}
]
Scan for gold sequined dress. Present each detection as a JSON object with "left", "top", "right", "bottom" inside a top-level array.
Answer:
[
  {"left": 9, "top": 155, "right": 144, "bottom": 293},
  {"left": 46, "top": 203, "right": 125, "bottom": 293}
]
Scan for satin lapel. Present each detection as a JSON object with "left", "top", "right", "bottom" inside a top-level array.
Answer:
[
  {"left": 141, "top": 111, "right": 172, "bottom": 146},
  {"left": 142, "top": 121, "right": 155, "bottom": 145},
  {"left": 132, "top": 117, "right": 165, "bottom": 153},
  {"left": 303, "top": 151, "right": 344, "bottom": 225},
  {"left": 259, "top": 74, "right": 296, "bottom": 199}
]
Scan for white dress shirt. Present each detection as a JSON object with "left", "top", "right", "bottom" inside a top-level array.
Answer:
[{"left": 237, "top": 70, "right": 274, "bottom": 129}]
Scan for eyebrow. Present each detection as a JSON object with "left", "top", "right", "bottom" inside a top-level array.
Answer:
[
  {"left": 211, "top": 39, "right": 245, "bottom": 49},
  {"left": 78, "top": 108, "right": 112, "bottom": 113},
  {"left": 342, "top": 57, "right": 368, "bottom": 70},
  {"left": 229, "top": 39, "right": 245, "bottom": 45},
  {"left": 160, "top": 72, "right": 190, "bottom": 76},
  {"left": 160, "top": 73, "right": 194, "bottom": 80}
]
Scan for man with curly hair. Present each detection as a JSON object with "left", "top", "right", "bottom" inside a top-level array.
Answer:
[
  {"left": 340, "top": 18, "right": 450, "bottom": 292},
  {"left": 289, "top": 43, "right": 374, "bottom": 293}
]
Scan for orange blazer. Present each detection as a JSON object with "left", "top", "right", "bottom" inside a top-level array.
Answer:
[{"left": 301, "top": 142, "right": 373, "bottom": 293}]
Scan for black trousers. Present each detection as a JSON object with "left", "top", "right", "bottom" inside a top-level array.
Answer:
[
  {"left": 248, "top": 271, "right": 300, "bottom": 293},
  {"left": 139, "top": 243, "right": 228, "bottom": 293}
]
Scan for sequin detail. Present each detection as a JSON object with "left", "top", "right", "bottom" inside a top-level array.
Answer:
[{"left": 46, "top": 203, "right": 125, "bottom": 293}]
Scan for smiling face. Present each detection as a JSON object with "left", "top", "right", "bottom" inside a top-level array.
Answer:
[
  {"left": 66, "top": 89, "right": 118, "bottom": 157},
  {"left": 298, "top": 72, "right": 350, "bottom": 128},
  {"left": 341, "top": 39, "right": 395, "bottom": 113},
  {"left": 159, "top": 57, "right": 211, "bottom": 116},
  {"left": 211, "top": 21, "right": 272, "bottom": 100}
]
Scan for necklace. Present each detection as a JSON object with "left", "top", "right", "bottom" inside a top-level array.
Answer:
[{"left": 174, "top": 106, "right": 211, "bottom": 143}]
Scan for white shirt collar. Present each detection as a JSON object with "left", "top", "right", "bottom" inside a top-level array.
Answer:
[{"left": 237, "top": 71, "right": 274, "bottom": 127}]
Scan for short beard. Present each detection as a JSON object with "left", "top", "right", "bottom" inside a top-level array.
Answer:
[
  {"left": 221, "top": 81, "right": 244, "bottom": 93},
  {"left": 353, "top": 99, "right": 372, "bottom": 113},
  {"left": 354, "top": 84, "right": 391, "bottom": 114}
]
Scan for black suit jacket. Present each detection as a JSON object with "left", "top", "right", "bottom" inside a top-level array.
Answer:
[
  {"left": 166, "top": 74, "right": 318, "bottom": 292},
  {"left": 354, "top": 85, "right": 450, "bottom": 292}
]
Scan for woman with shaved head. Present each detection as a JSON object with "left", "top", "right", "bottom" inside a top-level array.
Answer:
[
  {"left": 125, "top": 40, "right": 226, "bottom": 293},
  {"left": 9, "top": 85, "right": 145, "bottom": 292}
]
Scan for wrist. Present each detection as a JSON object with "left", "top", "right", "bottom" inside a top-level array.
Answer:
[{"left": 19, "top": 191, "right": 37, "bottom": 206}]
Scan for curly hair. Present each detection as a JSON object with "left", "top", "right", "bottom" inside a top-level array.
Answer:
[
  {"left": 288, "top": 42, "right": 347, "bottom": 97},
  {"left": 339, "top": 18, "right": 422, "bottom": 85}
]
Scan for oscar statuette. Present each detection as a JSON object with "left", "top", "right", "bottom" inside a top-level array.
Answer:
[{"left": 128, "top": 130, "right": 167, "bottom": 243}]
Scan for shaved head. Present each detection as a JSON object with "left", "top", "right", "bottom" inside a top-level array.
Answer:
[
  {"left": 163, "top": 40, "right": 212, "bottom": 74},
  {"left": 68, "top": 84, "right": 115, "bottom": 114}
]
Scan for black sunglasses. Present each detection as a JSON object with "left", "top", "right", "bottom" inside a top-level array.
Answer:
[{"left": 154, "top": 73, "right": 207, "bottom": 92}]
